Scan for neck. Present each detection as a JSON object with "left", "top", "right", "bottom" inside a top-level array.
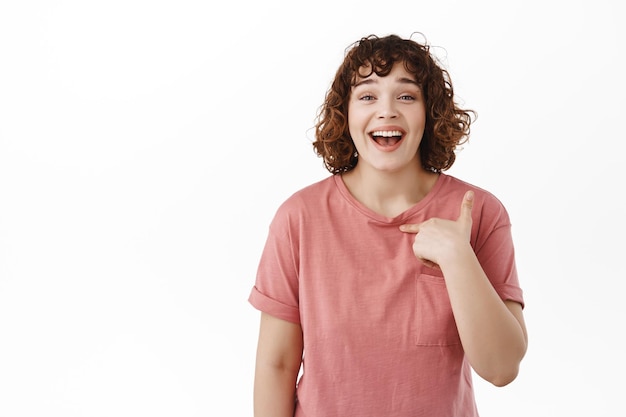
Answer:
[{"left": 341, "top": 161, "right": 439, "bottom": 218}]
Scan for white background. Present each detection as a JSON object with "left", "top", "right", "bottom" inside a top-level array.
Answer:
[{"left": 1, "top": 0, "right": 625, "bottom": 416}]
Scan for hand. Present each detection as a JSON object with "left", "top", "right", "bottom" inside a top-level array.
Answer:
[{"left": 399, "top": 190, "right": 474, "bottom": 269}]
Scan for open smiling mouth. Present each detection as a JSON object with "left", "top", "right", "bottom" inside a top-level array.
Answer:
[{"left": 370, "top": 130, "right": 403, "bottom": 146}]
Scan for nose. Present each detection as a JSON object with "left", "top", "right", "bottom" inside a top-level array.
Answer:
[{"left": 377, "top": 97, "right": 398, "bottom": 119}]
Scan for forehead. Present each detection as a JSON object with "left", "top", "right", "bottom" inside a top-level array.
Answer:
[{"left": 353, "top": 63, "right": 419, "bottom": 86}]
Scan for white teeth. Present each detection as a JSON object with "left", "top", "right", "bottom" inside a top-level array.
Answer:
[{"left": 371, "top": 130, "right": 402, "bottom": 137}]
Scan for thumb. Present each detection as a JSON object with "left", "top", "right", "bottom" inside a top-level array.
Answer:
[{"left": 458, "top": 190, "right": 474, "bottom": 225}]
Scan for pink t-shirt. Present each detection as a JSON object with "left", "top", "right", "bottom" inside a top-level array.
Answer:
[{"left": 249, "top": 173, "right": 524, "bottom": 417}]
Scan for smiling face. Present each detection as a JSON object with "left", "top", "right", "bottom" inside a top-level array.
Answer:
[{"left": 348, "top": 62, "right": 427, "bottom": 175}]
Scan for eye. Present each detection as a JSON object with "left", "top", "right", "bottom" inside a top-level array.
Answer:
[
  {"left": 398, "top": 94, "right": 416, "bottom": 101},
  {"left": 359, "top": 94, "right": 375, "bottom": 101}
]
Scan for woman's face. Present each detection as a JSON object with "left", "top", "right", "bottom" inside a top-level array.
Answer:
[{"left": 347, "top": 62, "right": 426, "bottom": 174}]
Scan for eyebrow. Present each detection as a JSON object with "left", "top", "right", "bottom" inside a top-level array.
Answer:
[{"left": 353, "top": 76, "right": 420, "bottom": 88}]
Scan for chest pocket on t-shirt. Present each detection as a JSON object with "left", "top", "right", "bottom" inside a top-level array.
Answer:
[{"left": 415, "top": 274, "right": 461, "bottom": 346}]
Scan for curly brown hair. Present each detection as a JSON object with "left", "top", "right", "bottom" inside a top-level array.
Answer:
[{"left": 312, "top": 34, "right": 475, "bottom": 174}]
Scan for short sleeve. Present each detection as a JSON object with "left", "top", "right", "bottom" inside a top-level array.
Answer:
[
  {"left": 248, "top": 204, "right": 301, "bottom": 324},
  {"left": 473, "top": 196, "right": 524, "bottom": 308}
]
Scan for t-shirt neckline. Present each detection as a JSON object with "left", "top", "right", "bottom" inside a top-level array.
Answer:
[{"left": 332, "top": 172, "right": 447, "bottom": 225}]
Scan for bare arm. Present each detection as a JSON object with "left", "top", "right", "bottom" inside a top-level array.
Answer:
[
  {"left": 254, "top": 312, "right": 304, "bottom": 417},
  {"left": 400, "top": 191, "right": 528, "bottom": 386},
  {"left": 438, "top": 246, "right": 527, "bottom": 386}
]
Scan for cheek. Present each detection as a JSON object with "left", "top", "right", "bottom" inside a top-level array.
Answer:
[
  {"left": 347, "top": 114, "right": 366, "bottom": 140},
  {"left": 347, "top": 101, "right": 368, "bottom": 130}
]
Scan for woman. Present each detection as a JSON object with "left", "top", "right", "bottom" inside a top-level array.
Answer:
[{"left": 249, "top": 33, "right": 528, "bottom": 417}]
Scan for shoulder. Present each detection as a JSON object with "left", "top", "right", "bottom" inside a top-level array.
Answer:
[
  {"left": 279, "top": 175, "right": 335, "bottom": 210},
  {"left": 270, "top": 175, "right": 337, "bottom": 227},
  {"left": 440, "top": 174, "right": 511, "bottom": 223}
]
